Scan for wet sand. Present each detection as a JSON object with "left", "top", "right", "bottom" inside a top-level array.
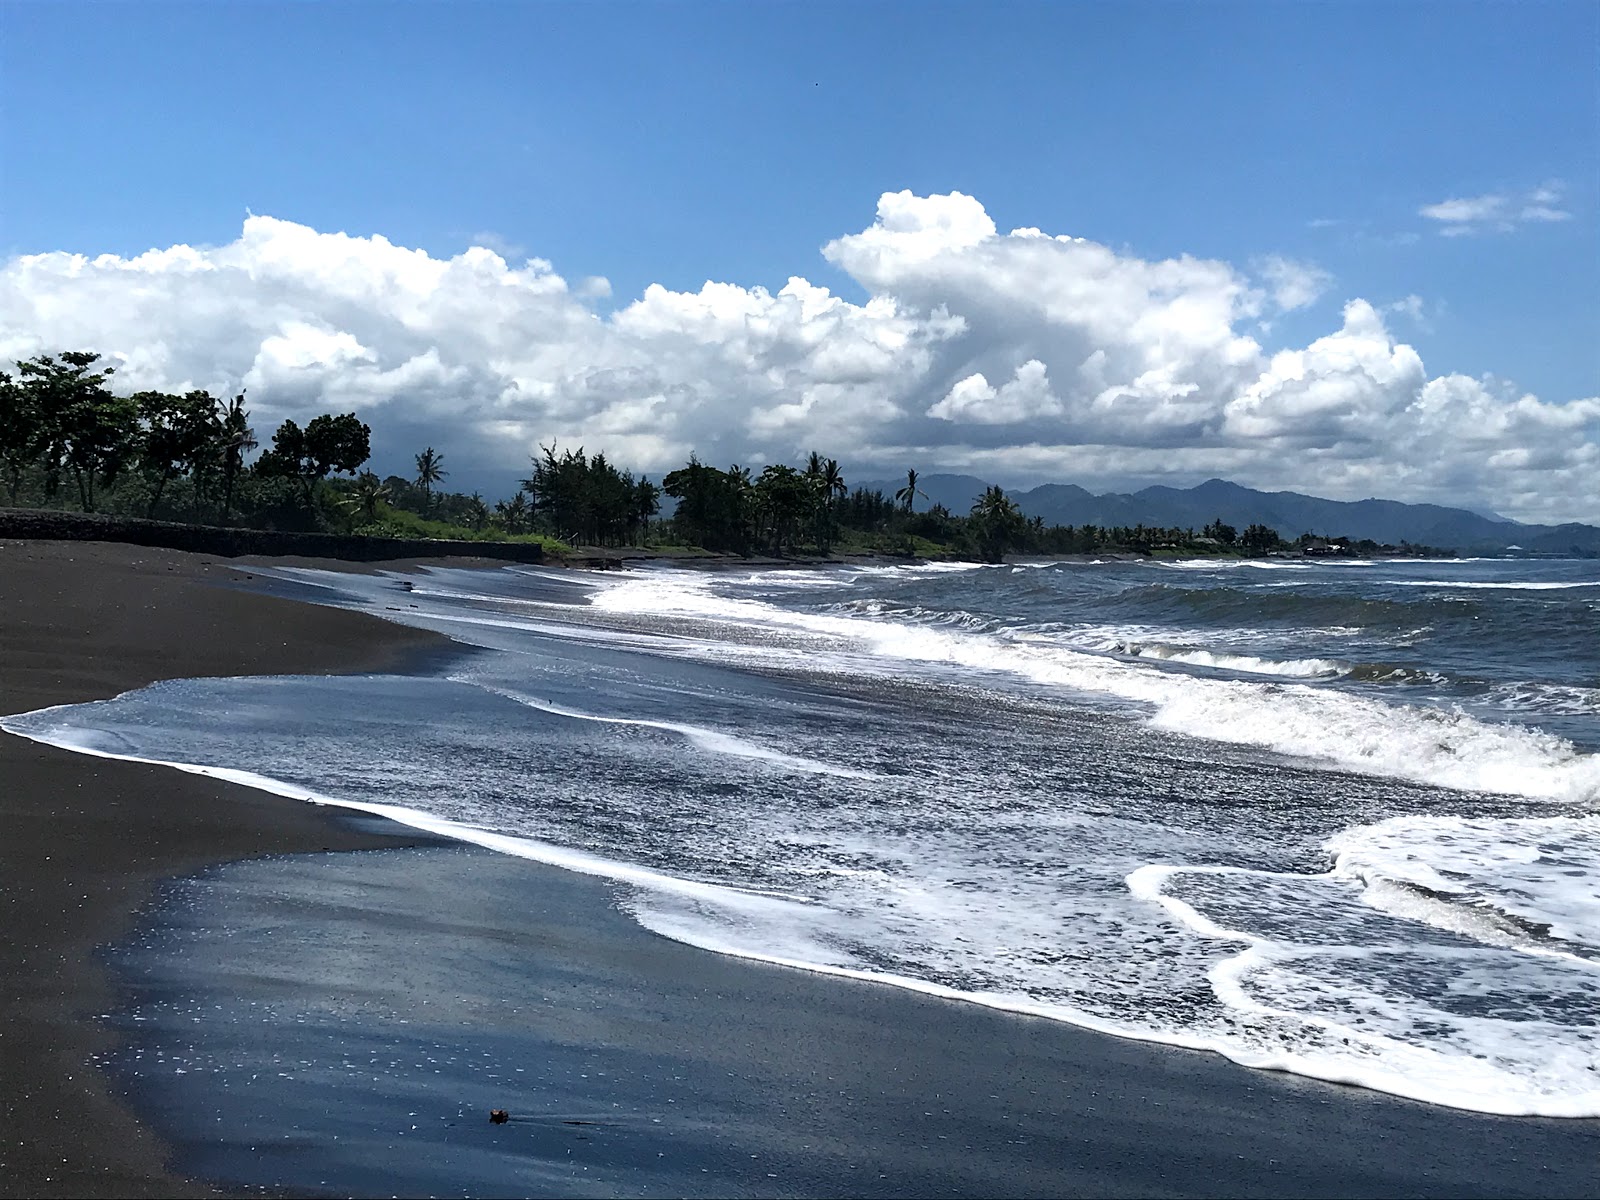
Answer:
[
  {"left": 3, "top": 538, "right": 1597, "bottom": 1198},
  {"left": 0, "top": 539, "right": 453, "bottom": 1197},
  {"left": 113, "top": 844, "right": 1600, "bottom": 1198}
]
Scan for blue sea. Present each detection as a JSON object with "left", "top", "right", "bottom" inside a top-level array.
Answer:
[{"left": 7, "top": 554, "right": 1598, "bottom": 1116}]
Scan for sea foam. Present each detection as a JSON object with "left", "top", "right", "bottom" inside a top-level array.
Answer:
[
  {"left": 14, "top": 555, "right": 1597, "bottom": 1120},
  {"left": 586, "top": 570, "right": 1600, "bottom": 803}
]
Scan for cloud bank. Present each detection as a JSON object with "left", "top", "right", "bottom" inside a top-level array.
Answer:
[{"left": 2, "top": 190, "right": 1594, "bottom": 523}]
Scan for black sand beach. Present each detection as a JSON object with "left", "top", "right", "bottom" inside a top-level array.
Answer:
[
  {"left": 116, "top": 845, "right": 1600, "bottom": 1198},
  {"left": 3, "top": 538, "right": 1598, "bottom": 1198},
  {"left": 0, "top": 539, "right": 451, "bottom": 1197}
]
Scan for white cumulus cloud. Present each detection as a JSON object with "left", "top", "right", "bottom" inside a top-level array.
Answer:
[
  {"left": 928, "top": 360, "right": 1062, "bottom": 424},
  {"left": 1, "top": 194, "right": 1595, "bottom": 523}
]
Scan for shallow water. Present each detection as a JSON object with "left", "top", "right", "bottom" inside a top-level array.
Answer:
[{"left": 7, "top": 555, "right": 1598, "bottom": 1115}]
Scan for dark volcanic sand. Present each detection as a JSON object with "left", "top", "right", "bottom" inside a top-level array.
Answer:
[
  {"left": 3, "top": 538, "right": 1598, "bottom": 1198},
  {"left": 0, "top": 539, "right": 453, "bottom": 1197},
  {"left": 119, "top": 846, "right": 1600, "bottom": 1199}
]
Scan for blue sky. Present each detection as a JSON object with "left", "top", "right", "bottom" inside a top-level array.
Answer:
[{"left": 3, "top": 1, "right": 1596, "bottom": 519}]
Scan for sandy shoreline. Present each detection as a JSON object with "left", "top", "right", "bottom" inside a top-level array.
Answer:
[
  {"left": 4, "top": 538, "right": 1599, "bottom": 1197},
  {"left": 105, "top": 843, "right": 1600, "bottom": 1198},
  {"left": 0, "top": 539, "right": 458, "bottom": 1197}
]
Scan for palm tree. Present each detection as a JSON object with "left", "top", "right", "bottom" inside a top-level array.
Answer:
[
  {"left": 218, "top": 392, "right": 256, "bottom": 520},
  {"left": 342, "top": 470, "right": 391, "bottom": 524},
  {"left": 414, "top": 446, "right": 446, "bottom": 514},
  {"left": 466, "top": 491, "right": 489, "bottom": 531},
  {"left": 495, "top": 492, "right": 529, "bottom": 534},
  {"left": 822, "top": 458, "right": 847, "bottom": 503},
  {"left": 895, "top": 468, "right": 927, "bottom": 514},
  {"left": 726, "top": 463, "right": 757, "bottom": 546},
  {"left": 970, "top": 485, "right": 1025, "bottom": 563},
  {"left": 801, "top": 454, "right": 847, "bottom": 553}
]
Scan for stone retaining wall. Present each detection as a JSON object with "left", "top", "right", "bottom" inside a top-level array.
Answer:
[{"left": 0, "top": 508, "right": 544, "bottom": 564}]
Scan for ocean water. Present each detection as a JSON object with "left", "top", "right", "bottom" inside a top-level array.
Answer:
[{"left": 7, "top": 555, "right": 1599, "bottom": 1117}]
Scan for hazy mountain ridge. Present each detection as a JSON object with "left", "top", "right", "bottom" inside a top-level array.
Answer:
[{"left": 856, "top": 475, "right": 1599, "bottom": 555}]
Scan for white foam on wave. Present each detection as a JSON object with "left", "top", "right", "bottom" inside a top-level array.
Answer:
[
  {"left": 0, "top": 697, "right": 1320, "bottom": 1104},
  {"left": 3, "top": 698, "right": 1224, "bottom": 1088},
  {"left": 588, "top": 570, "right": 1600, "bottom": 803},
  {"left": 1389, "top": 579, "right": 1598, "bottom": 591},
  {"left": 11, "top": 677, "right": 1600, "bottom": 1118},
  {"left": 458, "top": 678, "right": 878, "bottom": 779},
  {"left": 827, "top": 597, "right": 997, "bottom": 633},
  {"left": 126, "top": 559, "right": 1597, "bottom": 1116},
  {"left": 0, "top": 708, "right": 817, "bottom": 911},
  {"left": 1158, "top": 558, "right": 1318, "bottom": 571},
  {"left": 1329, "top": 814, "right": 1600, "bottom": 951},
  {"left": 1127, "top": 859, "right": 1600, "bottom": 1116},
  {"left": 1121, "top": 642, "right": 1348, "bottom": 678},
  {"left": 1486, "top": 682, "right": 1600, "bottom": 718}
]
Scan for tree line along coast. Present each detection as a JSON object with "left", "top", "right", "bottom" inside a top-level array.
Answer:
[{"left": 1, "top": 350, "right": 1451, "bottom": 563}]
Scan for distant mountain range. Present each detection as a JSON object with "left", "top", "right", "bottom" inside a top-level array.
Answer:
[{"left": 856, "top": 474, "right": 1600, "bottom": 556}]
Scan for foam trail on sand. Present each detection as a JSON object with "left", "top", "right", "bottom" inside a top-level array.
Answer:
[
  {"left": 15, "top": 554, "right": 1596, "bottom": 1120},
  {"left": 459, "top": 678, "right": 879, "bottom": 779},
  {"left": 0, "top": 709, "right": 813, "bottom": 908},
  {"left": 1127, "top": 857, "right": 1600, "bottom": 1117}
]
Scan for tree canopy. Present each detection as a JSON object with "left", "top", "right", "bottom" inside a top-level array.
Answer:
[
  {"left": 3, "top": 345, "right": 1449, "bottom": 561},
  {"left": 255, "top": 413, "right": 372, "bottom": 503}
]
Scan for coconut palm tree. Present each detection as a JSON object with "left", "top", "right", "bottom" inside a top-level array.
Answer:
[
  {"left": 414, "top": 446, "right": 446, "bottom": 514},
  {"left": 895, "top": 468, "right": 927, "bottom": 514},
  {"left": 495, "top": 492, "right": 529, "bottom": 534},
  {"left": 343, "top": 470, "right": 391, "bottom": 524},
  {"left": 969, "top": 485, "right": 1025, "bottom": 563},
  {"left": 217, "top": 392, "right": 256, "bottom": 521},
  {"left": 822, "top": 458, "right": 847, "bottom": 503}
]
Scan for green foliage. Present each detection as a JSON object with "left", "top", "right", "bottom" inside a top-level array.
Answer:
[
  {"left": 15, "top": 351, "right": 136, "bottom": 511},
  {"left": 507, "top": 531, "right": 575, "bottom": 555},
  {"left": 494, "top": 493, "right": 531, "bottom": 533},
  {"left": 895, "top": 467, "right": 927, "bottom": 514},
  {"left": 662, "top": 456, "right": 750, "bottom": 552},
  {"left": 1, "top": 346, "right": 1451, "bottom": 562},
  {"left": 337, "top": 498, "right": 571, "bottom": 553},
  {"left": 754, "top": 463, "right": 813, "bottom": 553},
  {"left": 414, "top": 446, "right": 446, "bottom": 513},
  {"left": 801, "top": 451, "right": 847, "bottom": 551},
  {"left": 217, "top": 392, "right": 257, "bottom": 521},
  {"left": 522, "top": 442, "right": 658, "bottom": 546},
  {"left": 1240, "top": 522, "right": 1282, "bottom": 553},
  {"left": 0, "top": 370, "right": 37, "bottom": 502},
  {"left": 342, "top": 470, "right": 392, "bottom": 524},
  {"left": 255, "top": 412, "right": 371, "bottom": 507},
  {"left": 969, "top": 485, "right": 1027, "bottom": 563},
  {"left": 134, "top": 389, "right": 217, "bottom": 518}
]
